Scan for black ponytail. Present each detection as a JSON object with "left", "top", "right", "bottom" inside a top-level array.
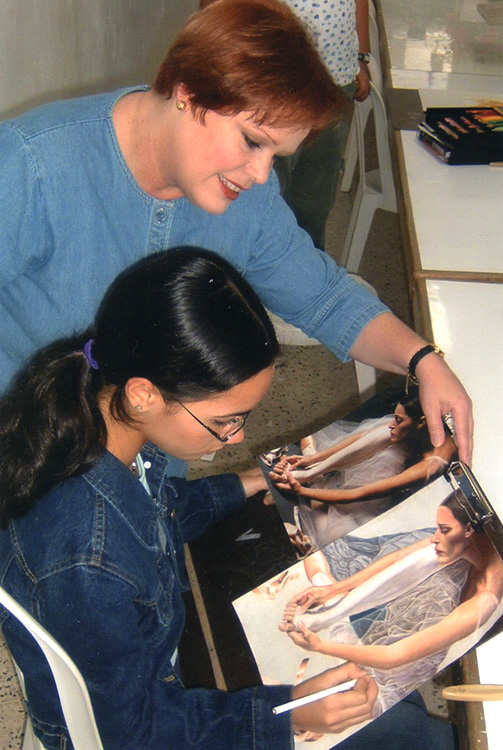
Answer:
[{"left": 0, "top": 336, "right": 106, "bottom": 525}]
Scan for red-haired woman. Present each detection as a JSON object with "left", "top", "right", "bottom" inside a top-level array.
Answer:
[{"left": 0, "top": 0, "right": 472, "bottom": 467}]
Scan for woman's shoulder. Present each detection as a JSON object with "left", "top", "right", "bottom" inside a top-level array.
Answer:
[
  {"left": 16, "top": 450, "right": 152, "bottom": 538},
  {"left": 6, "top": 87, "right": 149, "bottom": 138},
  {"left": 3, "top": 452, "right": 163, "bottom": 587}
]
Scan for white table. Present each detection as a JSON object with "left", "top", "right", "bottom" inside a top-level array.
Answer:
[
  {"left": 426, "top": 280, "right": 503, "bottom": 509},
  {"left": 400, "top": 130, "right": 503, "bottom": 277},
  {"left": 376, "top": 1, "right": 503, "bottom": 746},
  {"left": 426, "top": 279, "right": 503, "bottom": 750}
]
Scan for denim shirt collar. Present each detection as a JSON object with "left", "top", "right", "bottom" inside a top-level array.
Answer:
[{"left": 81, "top": 445, "right": 172, "bottom": 548}]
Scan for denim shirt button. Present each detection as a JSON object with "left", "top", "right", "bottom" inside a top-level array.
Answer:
[
  {"left": 156, "top": 208, "right": 166, "bottom": 223},
  {"left": 170, "top": 509, "right": 176, "bottom": 520}
]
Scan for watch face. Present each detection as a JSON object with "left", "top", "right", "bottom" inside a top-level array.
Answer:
[{"left": 358, "top": 52, "right": 370, "bottom": 64}]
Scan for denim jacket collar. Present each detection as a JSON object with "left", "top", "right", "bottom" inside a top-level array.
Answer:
[{"left": 81, "top": 445, "right": 172, "bottom": 548}]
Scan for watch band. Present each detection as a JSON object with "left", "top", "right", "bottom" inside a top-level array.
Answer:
[
  {"left": 358, "top": 52, "right": 370, "bottom": 64},
  {"left": 406, "top": 344, "right": 445, "bottom": 393}
]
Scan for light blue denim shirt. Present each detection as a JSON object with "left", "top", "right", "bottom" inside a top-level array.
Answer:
[
  {"left": 0, "top": 444, "right": 294, "bottom": 749},
  {"left": 0, "top": 86, "right": 388, "bottom": 393}
]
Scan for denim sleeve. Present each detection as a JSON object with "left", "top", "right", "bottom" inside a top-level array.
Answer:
[
  {"left": 0, "top": 124, "right": 49, "bottom": 288},
  {"left": 164, "top": 473, "right": 247, "bottom": 544},
  {"left": 235, "top": 175, "right": 389, "bottom": 361},
  {"left": 36, "top": 568, "right": 294, "bottom": 750}
]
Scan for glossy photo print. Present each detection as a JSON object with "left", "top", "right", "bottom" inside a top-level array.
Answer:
[
  {"left": 233, "top": 473, "right": 503, "bottom": 748},
  {"left": 260, "top": 385, "right": 458, "bottom": 555}
]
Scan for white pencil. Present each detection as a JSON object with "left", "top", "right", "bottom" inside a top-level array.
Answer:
[{"left": 272, "top": 678, "right": 357, "bottom": 715}]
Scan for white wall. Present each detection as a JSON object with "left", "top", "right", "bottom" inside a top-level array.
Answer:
[{"left": 0, "top": 0, "right": 198, "bottom": 118}]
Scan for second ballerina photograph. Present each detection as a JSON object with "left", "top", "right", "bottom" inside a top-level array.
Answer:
[{"left": 234, "top": 467, "right": 503, "bottom": 749}]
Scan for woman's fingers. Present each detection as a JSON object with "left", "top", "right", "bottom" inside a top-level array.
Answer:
[
  {"left": 287, "top": 622, "right": 319, "bottom": 650},
  {"left": 416, "top": 353, "right": 474, "bottom": 465},
  {"left": 292, "top": 664, "right": 378, "bottom": 735},
  {"left": 269, "top": 469, "right": 302, "bottom": 493}
]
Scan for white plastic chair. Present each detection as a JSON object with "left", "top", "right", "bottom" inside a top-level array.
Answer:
[
  {"left": 0, "top": 586, "right": 104, "bottom": 750},
  {"left": 340, "top": 5, "right": 383, "bottom": 192},
  {"left": 267, "top": 273, "right": 378, "bottom": 403},
  {"left": 267, "top": 311, "right": 320, "bottom": 346},
  {"left": 339, "top": 80, "right": 397, "bottom": 274}
]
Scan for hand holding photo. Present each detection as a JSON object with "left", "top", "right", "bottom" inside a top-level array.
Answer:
[{"left": 260, "top": 384, "right": 458, "bottom": 553}]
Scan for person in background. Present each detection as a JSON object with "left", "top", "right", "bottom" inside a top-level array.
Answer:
[
  {"left": 0, "top": 0, "right": 473, "bottom": 471},
  {"left": 276, "top": 0, "right": 371, "bottom": 251}
]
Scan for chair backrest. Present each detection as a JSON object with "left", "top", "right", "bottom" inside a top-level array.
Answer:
[
  {"left": 355, "top": 78, "right": 396, "bottom": 212},
  {"left": 369, "top": 8, "right": 382, "bottom": 93},
  {"left": 0, "top": 586, "right": 104, "bottom": 750}
]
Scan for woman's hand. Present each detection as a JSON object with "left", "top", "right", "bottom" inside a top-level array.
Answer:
[
  {"left": 288, "top": 584, "right": 345, "bottom": 613},
  {"left": 416, "top": 353, "right": 473, "bottom": 465},
  {"left": 269, "top": 468, "right": 303, "bottom": 494},
  {"left": 283, "top": 454, "right": 312, "bottom": 470},
  {"left": 272, "top": 454, "right": 310, "bottom": 472},
  {"left": 292, "top": 663, "right": 378, "bottom": 735},
  {"left": 349, "top": 313, "right": 474, "bottom": 465},
  {"left": 286, "top": 525, "right": 313, "bottom": 556},
  {"left": 280, "top": 586, "right": 347, "bottom": 633},
  {"left": 288, "top": 621, "right": 324, "bottom": 652},
  {"left": 354, "top": 63, "right": 371, "bottom": 101}
]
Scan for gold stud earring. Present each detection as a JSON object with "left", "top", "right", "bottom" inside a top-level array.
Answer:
[
  {"left": 176, "top": 100, "right": 187, "bottom": 111},
  {"left": 134, "top": 404, "right": 142, "bottom": 412}
]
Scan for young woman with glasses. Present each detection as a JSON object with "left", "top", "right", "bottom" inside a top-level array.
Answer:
[{"left": 0, "top": 247, "right": 377, "bottom": 750}]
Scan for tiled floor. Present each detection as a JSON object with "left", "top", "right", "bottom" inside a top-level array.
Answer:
[{"left": 0, "top": 142, "right": 453, "bottom": 747}]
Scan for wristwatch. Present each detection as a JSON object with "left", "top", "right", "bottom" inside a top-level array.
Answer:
[{"left": 358, "top": 52, "right": 370, "bottom": 64}]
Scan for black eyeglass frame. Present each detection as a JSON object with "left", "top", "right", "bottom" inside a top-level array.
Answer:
[{"left": 175, "top": 400, "right": 250, "bottom": 443}]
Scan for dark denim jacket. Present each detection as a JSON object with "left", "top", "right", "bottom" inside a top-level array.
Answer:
[{"left": 0, "top": 445, "right": 293, "bottom": 749}]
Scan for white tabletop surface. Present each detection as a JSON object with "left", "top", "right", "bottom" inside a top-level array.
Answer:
[
  {"left": 426, "top": 279, "right": 503, "bottom": 507},
  {"left": 426, "top": 278, "right": 503, "bottom": 749},
  {"left": 380, "top": 0, "right": 503, "bottom": 92},
  {"left": 400, "top": 130, "right": 503, "bottom": 274},
  {"left": 379, "top": 0, "right": 503, "bottom": 740}
]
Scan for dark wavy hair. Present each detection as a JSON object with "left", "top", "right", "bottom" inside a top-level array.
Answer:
[
  {"left": 396, "top": 387, "right": 435, "bottom": 468},
  {"left": 0, "top": 247, "right": 278, "bottom": 525}
]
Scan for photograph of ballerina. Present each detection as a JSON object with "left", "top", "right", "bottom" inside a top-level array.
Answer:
[
  {"left": 261, "top": 387, "right": 458, "bottom": 554},
  {"left": 234, "top": 476, "right": 503, "bottom": 748}
]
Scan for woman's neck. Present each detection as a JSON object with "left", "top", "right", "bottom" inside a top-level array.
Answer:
[
  {"left": 465, "top": 534, "right": 496, "bottom": 571},
  {"left": 99, "top": 392, "right": 144, "bottom": 467},
  {"left": 112, "top": 90, "right": 183, "bottom": 200}
]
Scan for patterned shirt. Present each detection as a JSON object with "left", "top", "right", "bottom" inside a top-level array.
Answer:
[{"left": 284, "top": 0, "right": 359, "bottom": 86}]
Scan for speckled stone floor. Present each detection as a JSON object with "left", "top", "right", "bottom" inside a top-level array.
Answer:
[{"left": 0, "top": 143, "right": 454, "bottom": 748}]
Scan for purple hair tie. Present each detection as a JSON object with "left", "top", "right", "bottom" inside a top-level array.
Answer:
[{"left": 83, "top": 339, "right": 99, "bottom": 370}]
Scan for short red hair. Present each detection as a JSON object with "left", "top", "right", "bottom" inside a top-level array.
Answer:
[{"left": 154, "top": 0, "right": 350, "bottom": 135}]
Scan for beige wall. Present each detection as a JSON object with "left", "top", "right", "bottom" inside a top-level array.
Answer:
[{"left": 0, "top": 0, "right": 198, "bottom": 118}]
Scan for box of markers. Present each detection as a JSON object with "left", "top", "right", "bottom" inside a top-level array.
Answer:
[{"left": 417, "top": 106, "right": 503, "bottom": 165}]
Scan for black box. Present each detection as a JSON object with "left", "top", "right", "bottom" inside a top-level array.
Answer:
[{"left": 417, "top": 106, "right": 503, "bottom": 165}]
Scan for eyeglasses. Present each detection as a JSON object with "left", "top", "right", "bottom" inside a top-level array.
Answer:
[{"left": 175, "top": 400, "right": 250, "bottom": 443}]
